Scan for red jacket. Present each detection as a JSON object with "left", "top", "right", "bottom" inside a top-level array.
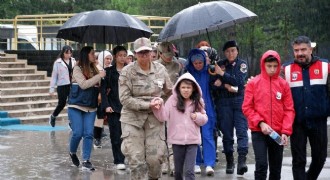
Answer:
[{"left": 242, "top": 50, "right": 295, "bottom": 135}]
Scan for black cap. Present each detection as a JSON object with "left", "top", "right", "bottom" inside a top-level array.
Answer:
[{"left": 222, "top": 40, "right": 238, "bottom": 51}]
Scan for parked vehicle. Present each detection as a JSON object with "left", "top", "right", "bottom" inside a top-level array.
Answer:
[{"left": 0, "top": 24, "right": 39, "bottom": 51}]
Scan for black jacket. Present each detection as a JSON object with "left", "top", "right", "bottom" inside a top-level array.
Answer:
[{"left": 101, "top": 65, "right": 122, "bottom": 113}]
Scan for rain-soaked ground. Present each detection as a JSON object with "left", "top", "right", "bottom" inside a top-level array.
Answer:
[{"left": 0, "top": 120, "right": 329, "bottom": 180}]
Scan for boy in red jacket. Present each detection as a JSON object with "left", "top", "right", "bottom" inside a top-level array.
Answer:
[{"left": 242, "top": 50, "right": 295, "bottom": 180}]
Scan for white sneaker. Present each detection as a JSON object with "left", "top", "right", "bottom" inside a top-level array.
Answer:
[
  {"left": 206, "top": 166, "right": 214, "bottom": 176},
  {"left": 116, "top": 164, "right": 126, "bottom": 170},
  {"left": 194, "top": 165, "right": 201, "bottom": 174}
]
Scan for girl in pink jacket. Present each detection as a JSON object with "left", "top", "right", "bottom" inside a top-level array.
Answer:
[{"left": 151, "top": 72, "right": 208, "bottom": 180}]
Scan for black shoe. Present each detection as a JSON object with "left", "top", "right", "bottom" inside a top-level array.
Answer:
[
  {"left": 49, "top": 115, "right": 56, "bottom": 127},
  {"left": 225, "top": 155, "right": 235, "bottom": 174},
  {"left": 69, "top": 153, "right": 80, "bottom": 167},
  {"left": 93, "top": 139, "right": 102, "bottom": 148},
  {"left": 82, "top": 160, "right": 95, "bottom": 171},
  {"left": 237, "top": 155, "right": 248, "bottom": 176}
]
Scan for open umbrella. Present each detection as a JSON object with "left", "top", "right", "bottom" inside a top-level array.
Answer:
[
  {"left": 157, "top": 1, "right": 257, "bottom": 42},
  {"left": 56, "top": 10, "right": 153, "bottom": 45}
]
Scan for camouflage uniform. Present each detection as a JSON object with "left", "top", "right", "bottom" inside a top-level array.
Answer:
[
  {"left": 155, "top": 57, "right": 180, "bottom": 86},
  {"left": 119, "top": 61, "right": 172, "bottom": 180},
  {"left": 155, "top": 57, "right": 181, "bottom": 174}
]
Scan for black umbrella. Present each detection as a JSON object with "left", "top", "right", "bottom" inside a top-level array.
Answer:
[
  {"left": 157, "top": 1, "right": 257, "bottom": 43},
  {"left": 56, "top": 10, "right": 153, "bottom": 44}
]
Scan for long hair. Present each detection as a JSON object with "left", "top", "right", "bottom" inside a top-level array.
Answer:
[
  {"left": 175, "top": 79, "right": 202, "bottom": 113},
  {"left": 77, "top": 46, "right": 99, "bottom": 79},
  {"left": 58, "top": 45, "right": 72, "bottom": 60}
]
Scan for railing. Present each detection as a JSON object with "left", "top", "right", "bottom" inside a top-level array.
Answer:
[{"left": 0, "top": 13, "right": 170, "bottom": 51}]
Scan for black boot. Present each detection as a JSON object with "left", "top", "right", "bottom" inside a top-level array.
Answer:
[
  {"left": 93, "top": 126, "right": 103, "bottom": 140},
  {"left": 237, "top": 155, "right": 248, "bottom": 176},
  {"left": 93, "top": 127, "right": 103, "bottom": 148},
  {"left": 225, "top": 154, "right": 234, "bottom": 174}
]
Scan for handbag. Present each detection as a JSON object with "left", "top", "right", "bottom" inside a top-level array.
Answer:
[{"left": 68, "top": 83, "right": 99, "bottom": 108}]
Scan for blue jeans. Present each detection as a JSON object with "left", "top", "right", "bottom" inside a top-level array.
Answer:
[
  {"left": 68, "top": 107, "right": 96, "bottom": 161},
  {"left": 217, "top": 96, "right": 248, "bottom": 156},
  {"left": 252, "top": 132, "right": 283, "bottom": 180}
]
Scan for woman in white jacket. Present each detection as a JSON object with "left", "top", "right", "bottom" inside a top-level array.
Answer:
[{"left": 49, "top": 45, "right": 76, "bottom": 127}]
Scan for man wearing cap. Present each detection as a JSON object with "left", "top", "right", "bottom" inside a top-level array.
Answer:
[
  {"left": 119, "top": 37, "right": 173, "bottom": 180},
  {"left": 156, "top": 42, "right": 181, "bottom": 84},
  {"left": 212, "top": 40, "right": 249, "bottom": 176},
  {"left": 156, "top": 41, "right": 181, "bottom": 175}
]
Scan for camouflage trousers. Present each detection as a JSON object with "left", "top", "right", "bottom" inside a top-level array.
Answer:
[
  {"left": 162, "top": 144, "right": 175, "bottom": 175},
  {"left": 121, "top": 115, "right": 166, "bottom": 180}
]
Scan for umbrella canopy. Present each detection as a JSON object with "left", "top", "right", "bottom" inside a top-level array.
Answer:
[
  {"left": 56, "top": 10, "right": 153, "bottom": 44},
  {"left": 157, "top": 1, "right": 257, "bottom": 42}
]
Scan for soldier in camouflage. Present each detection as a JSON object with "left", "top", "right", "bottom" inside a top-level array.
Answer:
[
  {"left": 119, "top": 37, "right": 172, "bottom": 180},
  {"left": 155, "top": 42, "right": 181, "bottom": 175}
]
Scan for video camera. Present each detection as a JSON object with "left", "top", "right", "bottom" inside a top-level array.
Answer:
[{"left": 201, "top": 47, "right": 219, "bottom": 75}]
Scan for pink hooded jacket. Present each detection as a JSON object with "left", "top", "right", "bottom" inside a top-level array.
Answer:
[{"left": 152, "top": 73, "right": 208, "bottom": 145}]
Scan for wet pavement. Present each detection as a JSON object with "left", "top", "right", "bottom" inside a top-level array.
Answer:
[{"left": 0, "top": 121, "right": 330, "bottom": 180}]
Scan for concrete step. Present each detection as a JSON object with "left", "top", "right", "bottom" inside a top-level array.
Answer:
[
  {"left": 0, "top": 67, "right": 36, "bottom": 74},
  {"left": 0, "top": 61, "right": 27, "bottom": 68},
  {"left": 0, "top": 80, "right": 50, "bottom": 88},
  {"left": 0, "top": 99, "right": 59, "bottom": 111},
  {"left": 0, "top": 86, "right": 50, "bottom": 95},
  {"left": 7, "top": 107, "right": 67, "bottom": 118},
  {"left": 0, "top": 73, "right": 47, "bottom": 81},
  {"left": 0, "top": 53, "right": 66, "bottom": 125},
  {"left": 0, "top": 57, "right": 16, "bottom": 62},
  {"left": 19, "top": 114, "right": 69, "bottom": 124},
  {"left": 0, "top": 93, "right": 57, "bottom": 103}
]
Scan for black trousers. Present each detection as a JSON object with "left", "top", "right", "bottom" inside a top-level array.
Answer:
[
  {"left": 290, "top": 119, "right": 328, "bottom": 180},
  {"left": 108, "top": 112, "right": 125, "bottom": 164},
  {"left": 172, "top": 144, "right": 198, "bottom": 180},
  {"left": 252, "top": 132, "right": 284, "bottom": 180},
  {"left": 52, "top": 84, "right": 70, "bottom": 117}
]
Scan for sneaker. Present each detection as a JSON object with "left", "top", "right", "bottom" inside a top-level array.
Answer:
[
  {"left": 116, "top": 164, "right": 126, "bottom": 170},
  {"left": 93, "top": 139, "right": 102, "bottom": 148},
  {"left": 205, "top": 166, "right": 214, "bottom": 176},
  {"left": 194, "top": 165, "right": 201, "bottom": 174},
  {"left": 82, "top": 160, "right": 95, "bottom": 171},
  {"left": 69, "top": 153, "right": 80, "bottom": 167},
  {"left": 49, "top": 115, "right": 56, "bottom": 127}
]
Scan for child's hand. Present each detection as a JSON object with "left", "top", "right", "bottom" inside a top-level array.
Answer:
[
  {"left": 150, "top": 97, "right": 163, "bottom": 109},
  {"left": 190, "top": 112, "right": 197, "bottom": 120},
  {"left": 259, "top": 122, "right": 272, "bottom": 135},
  {"left": 281, "top": 134, "right": 289, "bottom": 146}
]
